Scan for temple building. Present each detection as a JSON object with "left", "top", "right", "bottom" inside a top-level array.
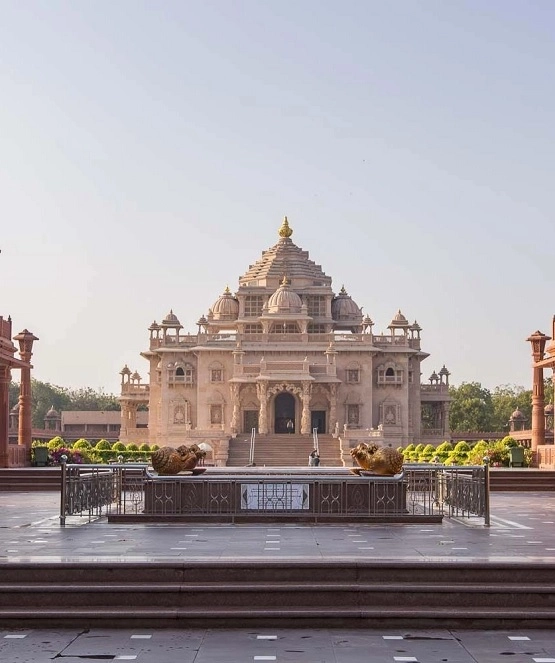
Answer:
[{"left": 119, "top": 218, "right": 451, "bottom": 462}]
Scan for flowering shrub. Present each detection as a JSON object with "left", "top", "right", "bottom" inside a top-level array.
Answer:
[{"left": 49, "top": 447, "right": 84, "bottom": 465}]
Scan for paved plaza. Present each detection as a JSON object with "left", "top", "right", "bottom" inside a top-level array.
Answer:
[{"left": 1, "top": 491, "right": 555, "bottom": 662}]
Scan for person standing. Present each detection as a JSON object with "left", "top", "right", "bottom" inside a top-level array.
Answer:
[
  {"left": 308, "top": 450, "right": 320, "bottom": 467},
  {"left": 286, "top": 418, "right": 294, "bottom": 434}
]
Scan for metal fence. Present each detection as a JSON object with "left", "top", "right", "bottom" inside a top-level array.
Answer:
[{"left": 60, "top": 462, "right": 489, "bottom": 526}]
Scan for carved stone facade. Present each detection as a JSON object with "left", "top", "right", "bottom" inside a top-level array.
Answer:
[{"left": 119, "top": 217, "right": 450, "bottom": 454}]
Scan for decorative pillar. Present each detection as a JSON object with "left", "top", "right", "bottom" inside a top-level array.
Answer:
[
  {"left": 257, "top": 381, "right": 268, "bottom": 434},
  {"left": 301, "top": 381, "right": 311, "bottom": 434},
  {"left": 0, "top": 365, "right": 10, "bottom": 468},
  {"left": 528, "top": 330, "right": 550, "bottom": 454},
  {"left": 13, "top": 329, "right": 38, "bottom": 464},
  {"left": 230, "top": 383, "right": 240, "bottom": 434},
  {"left": 329, "top": 383, "right": 337, "bottom": 435}
]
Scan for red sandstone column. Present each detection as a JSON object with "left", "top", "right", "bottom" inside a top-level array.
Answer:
[
  {"left": 527, "top": 331, "right": 550, "bottom": 454},
  {"left": 13, "top": 329, "right": 38, "bottom": 465},
  {"left": 0, "top": 366, "right": 11, "bottom": 468}
]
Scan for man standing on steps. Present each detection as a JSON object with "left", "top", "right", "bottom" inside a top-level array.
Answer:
[
  {"left": 308, "top": 450, "right": 320, "bottom": 467},
  {"left": 286, "top": 418, "right": 294, "bottom": 434}
]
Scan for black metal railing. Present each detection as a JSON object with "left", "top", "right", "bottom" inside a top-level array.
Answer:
[{"left": 60, "top": 463, "right": 489, "bottom": 526}]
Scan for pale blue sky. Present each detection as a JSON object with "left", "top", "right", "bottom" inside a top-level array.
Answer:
[{"left": 1, "top": 1, "right": 554, "bottom": 395}]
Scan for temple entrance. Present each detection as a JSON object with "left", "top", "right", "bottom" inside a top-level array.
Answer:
[
  {"left": 311, "top": 410, "right": 326, "bottom": 434},
  {"left": 274, "top": 392, "right": 296, "bottom": 434},
  {"left": 243, "top": 410, "right": 259, "bottom": 434}
]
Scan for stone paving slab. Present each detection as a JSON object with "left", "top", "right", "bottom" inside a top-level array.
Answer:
[
  {"left": 1, "top": 628, "right": 555, "bottom": 663},
  {"left": 1, "top": 492, "right": 555, "bottom": 563}
]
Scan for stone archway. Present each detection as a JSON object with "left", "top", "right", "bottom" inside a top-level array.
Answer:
[{"left": 274, "top": 392, "right": 296, "bottom": 434}]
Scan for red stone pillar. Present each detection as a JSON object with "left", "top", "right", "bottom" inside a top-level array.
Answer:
[
  {"left": 13, "top": 329, "right": 38, "bottom": 465},
  {"left": 527, "top": 330, "right": 550, "bottom": 454},
  {"left": 0, "top": 365, "right": 11, "bottom": 468}
]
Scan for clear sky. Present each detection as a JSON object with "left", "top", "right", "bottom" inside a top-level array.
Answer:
[{"left": 1, "top": 0, "right": 554, "bottom": 396}]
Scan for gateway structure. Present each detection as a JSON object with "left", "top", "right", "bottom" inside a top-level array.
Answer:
[{"left": 119, "top": 218, "right": 450, "bottom": 461}]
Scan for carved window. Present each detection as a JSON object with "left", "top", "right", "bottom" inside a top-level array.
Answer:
[
  {"left": 377, "top": 365, "right": 403, "bottom": 385},
  {"left": 347, "top": 404, "right": 360, "bottom": 426},
  {"left": 347, "top": 369, "right": 360, "bottom": 383},
  {"left": 306, "top": 295, "right": 326, "bottom": 317},
  {"left": 245, "top": 323, "right": 263, "bottom": 334},
  {"left": 308, "top": 323, "right": 326, "bottom": 333},
  {"left": 244, "top": 295, "right": 264, "bottom": 317},
  {"left": 173, "top": 364, "right": 194, "bottom": 384},
  {"left": 270, "top": 322, "right": 298, "bottom": 333},
  {"left": 210, "top": 405, "right": 223, "bottom": 424},
  {"left": 210, "top": 368, "right": 223, "bottom": 383}
]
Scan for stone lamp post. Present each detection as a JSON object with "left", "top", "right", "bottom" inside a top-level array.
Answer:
[{"left": 13, "top": 329, "right": 38, "bottom": 464}]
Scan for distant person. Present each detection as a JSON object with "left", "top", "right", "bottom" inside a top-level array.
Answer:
[
  {"left": 286, "top": 419, "right": 294, "bottom": 434},
  {"left": 308, "top": 450, "right": 320, "bottom": 467}
]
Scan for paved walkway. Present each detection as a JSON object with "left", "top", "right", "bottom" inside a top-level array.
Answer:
[{"left": 1, "top": 491, "right": 555, "bottom": 662}]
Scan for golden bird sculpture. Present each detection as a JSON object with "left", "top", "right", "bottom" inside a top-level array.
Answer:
[
  {"left": 151, "top": 444, "right": 206, "bottom": 475},
  {"left": 349, "top": 443, "right": 404, "bottom": 476}
]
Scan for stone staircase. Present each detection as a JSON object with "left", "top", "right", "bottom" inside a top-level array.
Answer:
[
  {"left": 488, "top": 468, "right": 555, "bottom": 491},
  {"left": 226, "top": 434, "right": 343, "bottom": 468},
  {"left": 0, "top": 467, "right": 62, "bottom": 492},
  {"left": 2, "top": 559, "right": 555, "bottom": 628}
]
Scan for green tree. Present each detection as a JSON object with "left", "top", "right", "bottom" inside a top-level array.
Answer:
[
  {"left": 10, "top": 379, "right": 120, "bottom": 428},
  {"left": 449, "top": 382, "right": 494, "bottom": 432},
  {"left": 490, "top": 384, "right": 532, "bottom": 432}
]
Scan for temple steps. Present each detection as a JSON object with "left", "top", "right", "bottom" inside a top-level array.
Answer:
[
  {"left": 226, "top": 434, "right": 343, "bottom": 467},
  {"left": 0, "top": 467, "right": 62, "bottom": 491},
  {"left": 488, "top": 469, "right": 555, "bottom": 491},
  {"left": 1, "top": 560, "right": 555, "bottom": 628}
]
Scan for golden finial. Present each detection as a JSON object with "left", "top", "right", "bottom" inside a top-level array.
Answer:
[
  {"left": 278, "top": 215, "right": 293, "bottom": 238},
  {"left": 224, "top": 285, "right": 231, "bottom": 294},
  {"left": 281, "top": 275, "right": 290, "bottom": 286}
]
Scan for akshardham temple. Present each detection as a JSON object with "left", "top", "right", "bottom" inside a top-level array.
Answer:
[{"left": 119, "top": 217, "right": 451, "bottom": 462}]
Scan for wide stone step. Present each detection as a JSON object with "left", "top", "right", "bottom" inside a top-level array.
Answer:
[
  {"left": 1, "top": 605, "right": 555, "bottom": 629},
  {"left": 2, "top": 561, "right": 555, "bottom": 630},
  {"left": 3, "top": 582, "right": 555, "bottom": 610}
]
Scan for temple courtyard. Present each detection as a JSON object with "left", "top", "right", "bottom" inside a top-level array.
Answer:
[{"left": 1, "top": 491, "right": 555, "bottom": 662}]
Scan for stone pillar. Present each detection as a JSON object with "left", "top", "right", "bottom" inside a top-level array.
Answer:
[
  {"left": 120, "top": 402, "right": 129, "bottom": 440},
  {"left": 230, "top": 384, "right": 239, "bottom": 434},
  {"left": 329, "top": 383, "right": 337, "bottom": 435},
  {"left": 531, "top": 364, "right": 545, "bottom": 453},
  {"left": 0, "top": 365, "right": 10, "bottom": 468},
  {"left": 257, "top": 381, "right": 268, "bottom": 434},
  {"left": 528, "top": 330, "right": 550, "bottom": 454},
  {"left": 301, "top": 381, "right": 311, "bottom": 434},
  {"left": 14, "top": 330, "right": 38, "bottom": 464}
]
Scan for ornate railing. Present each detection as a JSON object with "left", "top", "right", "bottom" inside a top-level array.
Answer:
[{"left": 60, "top": 464, "right": 489, "bottom": 525}]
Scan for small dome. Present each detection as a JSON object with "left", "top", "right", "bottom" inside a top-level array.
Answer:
[
  {"left": 45, "top": 405, "right": 59, "bottom": 419},
  {"left": 211, "top": 287, "right": 239, "bottom": 320},
  {"left": 267, "top": 277, "right": 303, "bottom": 314},
  {"left": 120, "top": 364, "right": 131, "bottom": 376},
  {"left": 438, "top": 365, "right": 450, "bottom": 376},
  {"left": 162, "top": 309, "right": 182, "bottom": 327},
  {"left": 510, "top": 409, "right": 525, "bottom": 421},
  {"left": 148, "top": 320, "right": 161, "bottom": 331},
  {"left": 545, "top": 403, "right": 554, "bottom": 415},
  {"left": 389, "top": 309, "right": 409, "bottom": 328},
  {"left": 131, "top": 371, "right": 141, "bottom": 381},
  {"left": 331, "top": 286, "right": 362, "bottom": 321}
]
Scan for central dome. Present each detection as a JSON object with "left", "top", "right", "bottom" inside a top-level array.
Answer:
[{"left": 267, "top": 277, "right": 303, "bottom": 314}]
